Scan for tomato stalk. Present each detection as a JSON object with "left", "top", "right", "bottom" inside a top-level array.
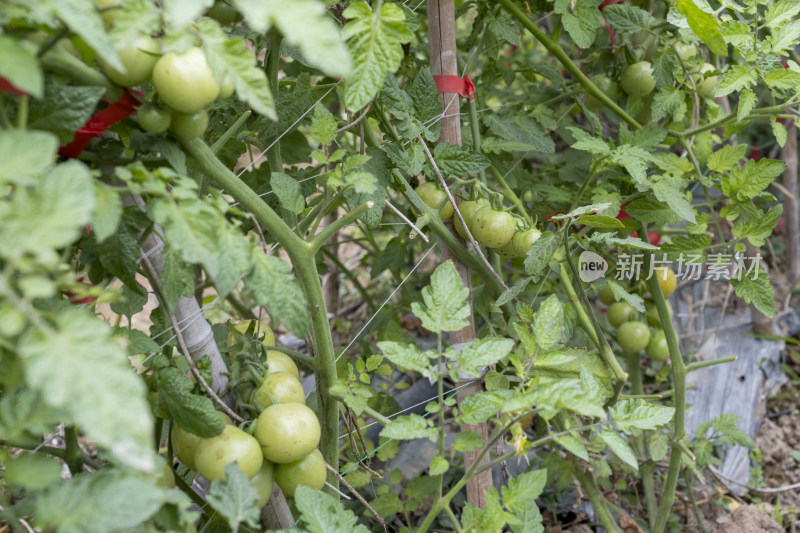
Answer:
[
  {"left": 625, "top": 351, "right": 657, "bottom": 528},
  {"left": 497, "top": 0, "right": 642, "bottom": 131},
  {"left": 638, "top": 221, "right": 686, "bottom": 533}
]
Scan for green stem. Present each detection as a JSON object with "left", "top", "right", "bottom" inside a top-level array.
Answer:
[
  {"left": 572, "top": 467, "right": 624, "bottom": 533},
  {"left": 210, "top": 110, "right": 251, "bottom": 155},
  {"left": 685, "top": 355, "right": 737, "bottom": 372},
  {"left": 677, "top": 100, "right": 798, "bottom": 137},
  {"left": 436, "top": 331, "right": 445, "bottom": 500},
  {"left": 685, "top": 471, "right": 710, "bottom": 533},
  {"left": 638, "top": 221, "right": 686, "bottom": 533},
  {"left": 263, "top": 344, "right": 315, "bottom": 370},
  {"left": 497, "top": 0, "right": 641, "bottom": 130},
  {"left": 16, "top": 95, "right": 28, "bottom": 130},
  {"left": 64, "top": 426, "right": 83, "bottom": 475},
  {"left": 626, "top": 352, "right": 657, "bottom": 528},
  {"left": 181, "top": 138, "right": 339, "bottom": 492},
  {"left": 174, "top": 473, "right": 210, "bottom": 513},
  {"left": 308, "top": 201, "right": 374, "bottom": 252},
  {"left": 468, "top": 98, "right": 488, "bottom": 184},
  {"left": 266, "top": 31, "right": 284, "bottom": 175},
  {"left": 489, "top": 165, "right": 532, "bottom": 225}
]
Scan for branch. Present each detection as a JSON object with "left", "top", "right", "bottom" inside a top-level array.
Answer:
[
  {"left": 309, "top": 201, "right": 374, "bottom": 252},
  {"left": 325, "top": 463, "right": 388, "bottom": 532}
]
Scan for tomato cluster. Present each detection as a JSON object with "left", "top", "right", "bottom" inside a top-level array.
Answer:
[
  {"left": 95, "top": 5, "right": 236, "bottom": 141},
  {"left": 170, "top": 320, "right": 324, "bottom": 503},
  {"left": 600, "top": 266, "right": 676, "bottom": 362}
]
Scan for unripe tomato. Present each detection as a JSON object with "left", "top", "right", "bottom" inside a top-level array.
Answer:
[
  {"left": 266, "top": 350, "right": 300, "bottom": 378},
  {"left": 171, "top": 412, "right": 232, "bottom": 470},
  {"left": 97, "top": 36, "right": 160, "bottom": 87},
  {"left": 229, "top": 320, "right": 277, "bottom": 348},
  {"left": 206, "top": 1, "right": 243, "bottom": 25},
  {"left": 275, "top": 449, "right": 326, "bottom": 497},
  {"left": 255, "top": 403, "right": 321, "bottom": 464},
  {"left": 585, "top": 74, "right": 619, "bottom": 110},
  {"left": 674, "top": 42, "right": 698, "bottom": 62},
  {"left": 138, "top": 107, "right": 171, "bottom": 133},
  {"left": 251, "top": 372, "right": 306, "bottom": 411},
  {"left": 496, "top": 239, "right": 518, "bottom": 258},
  {"left": 621, "top": 61, "right": 656, "bottom": 97},
  {"left": 250, "top": 461, "right": 275, "bottom": 507},
  {"left": 153, "top": 47, "right": 220, "bottom": 113},
  {"left": 645, "top": 328, "right": 670, "bottom": 362},
  {"left": 608, "top": 301, "right": 636, "bottom": 327},
  {"left": 645, "top": 300, "right": 673, "bottom": 326},
  {"left": 217, "top": 76, "right": 234, "bottom": 100},
  {"left": 653, "top": 266, "right": 677, "bottom": 297},
  {"left": 616, "top": 321, "right": 651, "bottom": 352},
  {"left": 693, "top": 63, "right": 718, "bottom": 97},
  {"left": 632, "top": 32, "right": 657, "bottom": 60},
  {"left": 512, "top": 228, "right": 542, "bottom": 256},
  {"left": 195, "top": 425, "right": 263, "bottom": 481},
  {"left": 598, "top": 285, "right": 616, "bottom": 306},
  {"left": 416, "top": 182, "right": 454, "bottom": 221},
  {"left": 170, "top": 109, "right": 209, "bottom": 140},
  {"left": 471, "top": 207, "right": 515, "bottom": 248},
  {"left": 454, "top": 199, "right": 487, "bottom": 240}
]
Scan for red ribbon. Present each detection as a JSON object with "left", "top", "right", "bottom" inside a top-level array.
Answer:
[
  {"left": 433, "top": 74, "right": 475, "bottom": 101},
  {"left": 0, "top": 77, "right": 27, "bottom": 95},
  {"left": 59, "top": 89, "right": 142, "bottom": 158}
]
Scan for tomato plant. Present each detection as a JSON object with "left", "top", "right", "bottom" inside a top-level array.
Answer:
[
  {"left": 97, "top": 36, "right": 160, "bottom": 87},
  {"left": 195, "top": 425, "right": 264, "bottom": 480},
  {"left": 275, "top": 449, "right": 326, "bottom": 497},
  {"left": 470, "top": 207, "right": 515, "bottom": 248},
  {"left": 617, "top": 321, "right": 651, "bottom": 353},
  {"left": 170, "top": 109, "right": 209, "bottom": 140},
  {"left": 153, "top": 47, "right": 220, "bottom": 113},
  {"left": 251, "top": 371, "right": 306, "bottom": 410},
  {"left": 255, "top": 403, "right": 321, "bottom": 464},
  {"left": 137, "top": 107, "right": 171, "bottom": 133}
]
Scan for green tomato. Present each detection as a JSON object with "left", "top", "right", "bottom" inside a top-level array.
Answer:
[
  {"left": 416, "top": 182, "right": 454, "bottom": 221},
  {"left": 585, "top": 74, "right": 619, "bottom": 110},
  {"left": 266, "top": 350, "right": 299, "bottom": 378},
  {"left": 97, "top": 36, "right": 160, "bottom": 87},
  {"left": 621, "top": 61, "right": 656, "bottom": 97},
  {"left": 138, "top": 107, "right": 171, "bottom": 133},
  {"left": 470, "top": 207, "right": 515, "bottom": 249},
  {"left": 170, "top": 412, "right": 232, "bottom": 470},
  {"left": 645, "top": 300, "right": 673, "bottom": 327},
  {"left": 454, "top": 199, "right": 488, "bottom": 240},
  {"left": 153, "top": 47, "right": 220, "bottom": 113},
  {"left": 170, "top": 109, "right": 209, "bottom": 140},
  {"left": 255, "top": 403, "right": 321, "bottom": 464},
  {"left": 616, "top": 321, "right": 651, "bottom": 352},
  {"left": 632, "top": 32, "right": 658, "bottom": 61},
  {"left": 206, "top": 1, "right": 243, "bottom": 25},
  {"left": 250, "top": 461, "right": 275, "bottom": 507},
  {"left": 674, "top": 42, "right": 698, "bottom": 62},
  {"left": 608, "top": 301, "right": 636, "bottom": 328},
  {"left": 645, "top": 329, "right": 670, "bottom": 362},
  {"left": 251, "top": 372, "right": 306, "bottom": 411},
  {"left": 217, "top": 76, "right": 234, "bottom": 100},
  {"left": 155, "top": 461, "right": 176, "bottom": 488},
  {"left": 495, "top": 239, "right": 518, "bottom": 258},
  {"left": 511, "top": 228, "right": 542, "bottom": 256},
  {"left": 598, "top": 285, "right": 616, "bottom": 306},
  {"left": 693, "top": 63, "right": 719, "bottom": 98},
  {"left": 228, "top": 319, "right": 277, "bottom": 348},
  {"left": 653, "top": 266, "right": 677, "bottom": 297},
  {"left": 195, "top": 425, "right": 264, "bottom": 481},
  {"left": 275, "top": 449, "right": 326, "bottom": 498}
]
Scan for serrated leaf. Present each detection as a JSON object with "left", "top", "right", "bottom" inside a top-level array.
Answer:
[
  {"left": 625, "top": 197, "right": 679, "bottom": 225},
  {"left": 430, "top": 142, "right": 491, "bottom": 177},
  {"left": 603, "top": 4, "right": 658, "bottom": 32},
  {"left": 456, "top": 337, "right": 515, "bottom": 377},
  {"left": 649, "top": 178, "right": 696, "bottom": 223},
  {"left": 554, "top": 0, "right": 601, "bottom": 48},
  {"left": 598, "top": 430, "right": 638, "bottom": 470},
  {"left": 502, "top": 469, "right": 547, "bottom": 513},
  {"left": 771, "top": 118, "right": 787, "bottom": 148},
  {"left": 580, "top": 366, "right": 608, "bottom": 405},
  {"left": 310, "top": 103, "right": 337, "bottom": 146},
  {"left": 610, "top": 144, "right": 651, "bottom": 183},
  {"left": 765, "top": 0, "right": 800, "bottom": 25},
  {"left": 714, "top": 65, "right": 756, "bottom": 97},
  {"left": 51, "top": 0, "right": 123, "bottom": 71},
  {"left": 19, "top": 308, "right": 154, "bottom": 470},
  {"left": 376, "top": 341, "right": 434, "bottom": 379},
  {"left": 675, "top": 0, "right": 727, "bottom": 57},
  {"left": 208, "top": 464, "right": 261, "bottom": 533},
  {"left": 659, "top": 234, "right": 711, "bottom": 261},
  {"left": 380, "top": 414, "right": 437, "bottom": 442},
  {"left": 495, "top": 277, "right": 532, "bottom": 307},
  {"left": 720, "top": 158, "right": 786, "bottom": 201},
  {"left": 233, "top": 0, "right": 351, "bottom": 79},
  {"left": 652, "top": 87, "right": 685, "bottom": 122},
  {"left": 270, "top": 172, "right": 305, "bottom": 214},
  {"left": 707, "top": 144, "right": 747, "bottom": 172},
  {"left": 429, "top": 455, "right": 449, "bottom": 475},
  {"left": 162, "top": 0, "right": 213, "bottom": 29},
  {"left": 198, "top": 20, "right": 275, "bottom": 119},
  {"left": 764, "top": 68, "right": 800, "bottom": 89},
  {"left": 533, "top": 295, "right": 564, "bottom": 351},
  {"left": 0, "top": 130, "right": 58, "bottom": 187},
  {"left": 458, "top": 392, "right": 508, "bottom": 425},
  {"left": 732, "top": 204, "right": 782, "bottom": 247},
  {"left": 730, "top": 262, "right": 774, "bottom": 317},
  {"left": 248, "top": 250, "right": 310, "bottom": 337},
  {"left": 648, "top": 432, "right": 670, "bottom": 461},
  {"left": 34, "top": 471, "right": 167, "bottom": 533},
  {"left": 158, "top": 367, "right": 226, "bottom": 438},
  {"left": 524, "top": 232, "right": 559, "bottom": 275},
  {"left": 609, "top": 399, "right": 675, "bottom": 433},
  {"left": 454, "top": 431, "right": 483, "bottom": 452},
  {"left": 342, "top": 1, "right": 412, "bottom": 110},
  {"left": 555, "top": 432, "right": 588, "bottom": 460},
  {"left": 27, "top": 82, "right": 105, "bottom": 144},
  {"left": 0, "top": 34, "right": 43, "bottom": 98},
  {"left": 410, "top": 261, "right": 470, "bottom": 333},
  {"left": 568, "top": 127, "right": 611, "bottom": 156},
  {"left": 294, "top": 486, "right": 371, "bottom": 533},
  {"left": 484, "top": 114, "right": 555, "bottom": 154}
]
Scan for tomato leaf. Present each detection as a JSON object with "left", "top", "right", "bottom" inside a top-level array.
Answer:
[
  {"left": 0, "top": 130, "right": 59, "bottom": 187},
  {"left": 598, "top": 430, "right": 639, "bottom": 470},
  {"left": 675, "top": 0, "right": 727, "bottom": 57},
  {"left": 294, "top": 486, "right": 371, "bottom": 533},
  {"left": 0, "top": 35, "right": 43, "bottom": 98},
  {"left": 609, "top": 398, "right": 676, "bottom": 433},
  {"left": 207, "top": 464, "right": 261, "bottom": 533},
  {"left": 158, "top": 367, "right": 226, "bottom": 438},
  {"left": 502, "top": 469, "right": 547, "bottom": 513},
  {"left": 27, "top": 82, "right": 105, "bottom": 144},
  {"left": 162, "top": 0, "right": 213, "bottom": 30},
  {"left": 248, "top": 250, "right": 310, "bottom": 337},
  {"left": 270, "top": 172, "right": 305, "bottom": 214},
  {"left": 410, "top": 260, "right": 470, "bottom": 333}
]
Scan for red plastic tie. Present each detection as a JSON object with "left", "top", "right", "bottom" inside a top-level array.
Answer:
[
  {"left": 0, "top": 77, "right": 28, "bottom": 95},
  {"left": 433, "top": 74, "right": 475, "bottom": 101},
  {"left": 59, "top": 89, "right": 142, "bottom": 158}
]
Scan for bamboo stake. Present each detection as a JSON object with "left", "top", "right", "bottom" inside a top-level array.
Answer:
[{"left": 427, "top": 0, "right": 492, "bottom": 509}]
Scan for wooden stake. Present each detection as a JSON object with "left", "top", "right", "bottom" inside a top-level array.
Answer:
[
  {"left": 427, "top": 0, "right": 492, "bottom": 509},
  {"left": 782, "top": 126, "right": 799, "bottom": 284}
]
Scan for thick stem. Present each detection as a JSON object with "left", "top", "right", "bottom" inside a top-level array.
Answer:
[
  {"left": 265, "top": 31, "right": 283, "bottom": 175},
  {"left": 572, "top": 467, "right": 624, "bottom": 533},
  {"left": 497, "top": 0, "right": 641, "bottom": 130},
  {"left": 638, "top": 221, "right": 686, "bottom": 533},
  {"left": 626, "top": 352, "right": 657, "bottom": 527}
]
